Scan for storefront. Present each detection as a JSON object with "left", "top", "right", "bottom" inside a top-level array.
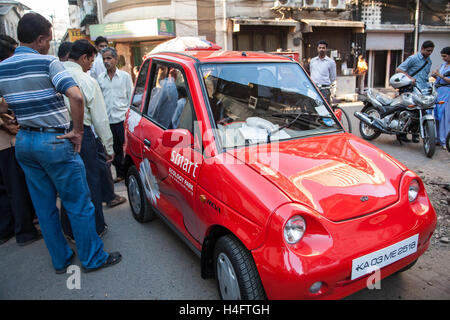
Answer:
[
  {"left": 301, "top": 19, "right": 365, "bottom": 99},
  {"left": 89, "top": 18, "right": 175, "bottom": 80},
  {"left": 365, "top": 25, "right": 414, "bottom": 88},
  {"left": 231, "top": 18, "right": 299, "bottom": 54},
  {"left": 419, "top": 25, "right": 450, "bottom": 71}
]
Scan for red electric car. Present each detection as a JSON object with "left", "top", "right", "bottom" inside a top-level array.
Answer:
[{"left": 123, "top": 50, "right": 436, "bottom": 300}]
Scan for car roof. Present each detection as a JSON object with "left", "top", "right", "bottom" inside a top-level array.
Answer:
[{"left": 147, "top": 50, "right": 294, "bottom": 64}]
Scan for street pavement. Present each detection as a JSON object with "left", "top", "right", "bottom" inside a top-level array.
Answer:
[{"left": 0, "top": 102, "right": 449, "bottom": 300}]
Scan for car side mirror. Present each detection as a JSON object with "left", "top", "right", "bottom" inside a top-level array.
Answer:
[{"left": 162, "top": 129, "right": 193, "bottom": 148}]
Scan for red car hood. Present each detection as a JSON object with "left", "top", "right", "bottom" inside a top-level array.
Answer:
[{"left": 228, "top": 134, "right": 405, "bottom": 222}]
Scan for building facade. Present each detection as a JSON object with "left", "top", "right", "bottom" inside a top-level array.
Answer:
[
  {"left": 0, "top": 0, "right": 29, "bottom": 40},
  {"left": 65, "top": 0, "right": 449, "bottom": 89},
  {"left": 79, "top": 0, "right": 361, "bottom": 93},
  {"left": 361, "top": 0, "right": 450, "bottom": 89}
]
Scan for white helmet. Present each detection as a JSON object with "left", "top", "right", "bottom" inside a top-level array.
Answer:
[{"left": 389, "top": 73, "right": 413, "bottom": 89}]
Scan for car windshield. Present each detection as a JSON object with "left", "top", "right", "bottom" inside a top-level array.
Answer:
[{"left": 200, "top": 62, "right": 342, "bottom": 149}]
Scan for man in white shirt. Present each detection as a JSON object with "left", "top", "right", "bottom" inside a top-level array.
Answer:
[
  {"left": 97, "top": 46, "right": 134, "bottom": 182},
  {"left": 89, "top": 36, "right": 108, "bottom": 79},
  {"left": 60, "top": 39, "right": 114, "bottom": 242},
  {"left": 309, "top": 40, "right": 336, "bottom": 104}
]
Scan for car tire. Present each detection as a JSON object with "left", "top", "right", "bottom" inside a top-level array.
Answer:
[
  {"left": 126, "top": 165, "right": 155, "bottom": 223},
  {"left": 213, "top": 235, "right": 266, "bottom": 300}
]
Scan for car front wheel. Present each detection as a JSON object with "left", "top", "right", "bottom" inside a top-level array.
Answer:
[
  {"left": 126, "top": 165, "right": 155, "bottom": 223},
  {"left": 213, "top": 235, "right": 266, "bottom": 300}
]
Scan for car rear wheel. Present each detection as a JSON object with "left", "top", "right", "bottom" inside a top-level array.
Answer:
[
  {"left": 126, "top": 165, "right": 155, "bottom": 223},
  {"left": 213, "top": 235, "right": 266, "bottom": 300}
]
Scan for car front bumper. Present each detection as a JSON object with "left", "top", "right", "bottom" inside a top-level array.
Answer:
[{"left": 251, "top": 199, "right": 436, "bottom": 300}]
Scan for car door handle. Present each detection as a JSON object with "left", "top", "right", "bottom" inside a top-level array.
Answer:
[{"left": 144, "top": 139, "right": 151, "bottom": 148}]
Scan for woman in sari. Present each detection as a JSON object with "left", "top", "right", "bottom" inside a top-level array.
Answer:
[{"left": 432, "top": 47, "right": 450, "bottom": 149}]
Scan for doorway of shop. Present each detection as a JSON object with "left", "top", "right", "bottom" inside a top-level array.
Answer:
[{"left": 368, "top": 50, "right": 402, "bottom": 88}]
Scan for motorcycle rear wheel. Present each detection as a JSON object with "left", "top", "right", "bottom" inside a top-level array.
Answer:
[
  {"left": 359, "top": 106, "right": 382, "bottom": 140},
  {"left": 422, "top": 120, "right": 436, "bottom": 158}
]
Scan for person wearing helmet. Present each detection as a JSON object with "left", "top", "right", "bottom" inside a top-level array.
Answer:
[{"left": 395, "top": 40, "right": 435, "bottom": 142}]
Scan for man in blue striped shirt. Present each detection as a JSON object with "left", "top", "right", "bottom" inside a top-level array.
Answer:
[{"left": 0, "top": 13, "right": 121, "bottom": 273}]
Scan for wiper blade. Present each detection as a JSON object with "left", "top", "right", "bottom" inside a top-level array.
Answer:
[
  {"left": 271, "top": 112, "right": 333, "bottom": 119},
  {"left": 267, "top": 112, "right": 304, "bottom": 143},
  {"left": 268, "top": 112, "right": 337, "bottom": 142}
]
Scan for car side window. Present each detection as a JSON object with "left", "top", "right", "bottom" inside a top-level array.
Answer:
[
  {"left": 145, "top": 64, "right": 191, "bottom": 129},
  {"left": 145, "top": 62, "right": 201, "bottom": 151},
  {"left": 131, "top": 60, "right": 150, "bottom": 111}
]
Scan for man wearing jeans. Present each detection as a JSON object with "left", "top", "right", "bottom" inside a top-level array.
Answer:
[
  {"left": 395, "top": 40, "right": 434, "bottom": 143},
  {"left": 0, "top": 13, "right": 121, "bottom": 273}
]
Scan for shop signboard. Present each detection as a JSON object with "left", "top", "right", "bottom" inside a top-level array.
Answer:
[
  {"left": 89, "top": 19, "right": 175, "bottom": 40},
  {"left": 67, "top": 29, "right": 91, "bottom": 42},
  {"left": 102, "top": 0, "right": 170, "bottom": 15}
]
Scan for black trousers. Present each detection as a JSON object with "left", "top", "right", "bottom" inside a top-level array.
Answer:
[
  {"left": 61, "top": 126, "right": 106, "bottom": 237},
  {"left": 95, "top": 137, "right": 115, "bottom": 203},
  {"left": 319, "top": 88, "right": 332, "bottom": 105},
  {"left": 110, "top": 121, "right": 126, "bottom": 179},
  {"left": 0, "top": 146, "right": 38, "bottom": 243}
]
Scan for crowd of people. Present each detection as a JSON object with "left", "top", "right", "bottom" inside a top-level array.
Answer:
[
  {"left": 0, "top": 12, "right": 130, "bottom": 273},
  {"left": 0, "top": 12, "right": 448, "bottom": 275}
]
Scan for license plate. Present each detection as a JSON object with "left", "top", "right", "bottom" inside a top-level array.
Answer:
[{"left": 351, "top": 234, "right": 419, "bottom": 280}]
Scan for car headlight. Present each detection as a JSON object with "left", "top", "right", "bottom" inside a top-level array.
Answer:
[
  {"left": 284, "top": 216, "right": 306, "bottom": 244},
  {"left": 408, "top": 179, "right": 420, "bottom": 202}
]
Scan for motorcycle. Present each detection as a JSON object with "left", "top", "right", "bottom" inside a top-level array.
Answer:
[{"left": 354, "top": 73, "right": 438, "bottom": 158}]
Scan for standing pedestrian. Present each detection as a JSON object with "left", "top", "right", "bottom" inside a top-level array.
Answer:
[
  {"left": 97, "top": 47, "right": 134, "bottom": 183},
  {"left": 89, "top": 36, "right": 108, "bottom": 79},
  {"left": 57, "top": 41, "right": 72, "bottom": 62},
  {"left": 0, "top": 35, "right": 40, "bottom": 246},
  {"left": 96, "top": 136, "right": 127, "bottom": 207},
  {"left": 309, "top": 40, "right": 337, "bottom": 105},
  {"left": 396, "top": 41, "right": 434, "bottom": 91},
  {"left": 0, "top": 13, "right": 121, "bottom": 273},
  {"left": 395, "top": 40, "right": 434, "bottom": 143},
  {"left": 431, "top": 46, "right": 450, "bottom": 149},
  {"left": 84, "top": 37, "right": 126, "bottom": 206},
  {"left": 355, "top": 55, "right": 368, "bottom": 94},
  {"left": 60, "top": 39, "right": 115, "bottom": 241}
]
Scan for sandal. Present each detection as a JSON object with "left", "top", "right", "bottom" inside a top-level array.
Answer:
[
  {"left": 81, "top": 252, "right": 122, "bottom": 273},
  {"left": 107, "top": 195, "right": 127, "bottom": 208},
  {"left": 113, "top": 177, "right": 124, "bottom": 183}
]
